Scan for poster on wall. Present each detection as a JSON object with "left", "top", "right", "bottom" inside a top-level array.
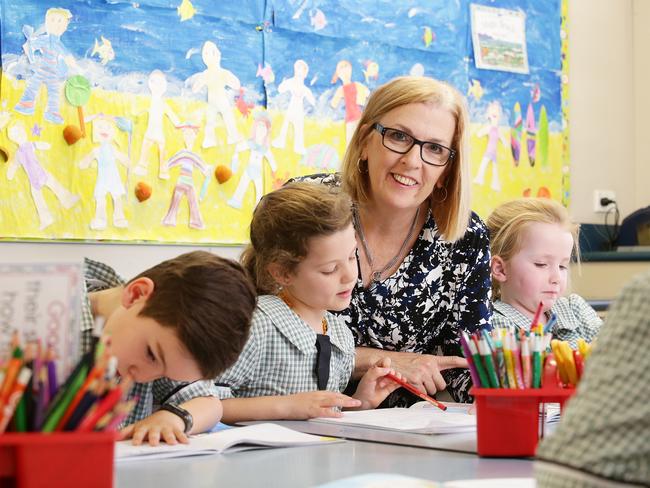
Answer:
[
  {"left": 0, "top": 0, "right": 568, "bottom": 245},
  {"left": 470, "top": 3, "right": 529, "bottom": 74}
]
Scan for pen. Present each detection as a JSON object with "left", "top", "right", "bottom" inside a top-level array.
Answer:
[
  {"left": 385, "top": 373, "right": 447, "bottom": 411},
  {"left": 520, "top": 330, "right": 532, "bottom": 389},
  {"left": 467, "top": 335, "right": 490, "bottom": 388},
  {"left": 550, "top": 340, "right": 569, "bottom": 385},
  {"left": 573, "top": 349, "right": 585, "bottom": 380},
  {"left": 557, "top": 340, "right": 578, "bottom": 386},
  {"left": 532, "top": 335, "right": 542, "bottom": 388},
  {"left": 494, "top": 338, "right": 508, "bottom": 388},
  {"left": 503, "top": 334, "right": 518, "bottom": 389},
  {"left": 510, "top": 332, "right": 525, "bottom": 390},
  {"left": 76, "top": 376, "right": 134, "bottom": 431},
  {"left": 459, "top": 331, "right": 482, "bottom": 388},
  {"left": 543, "top": 313, "right": 557, "bottom": 335},
  {"left": 478, "top": 339, "right": 500, "bottom": 388}
]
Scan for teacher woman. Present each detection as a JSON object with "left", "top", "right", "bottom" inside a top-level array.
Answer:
[{"left": 295, "top": 76, "right": 491, "bottom": 404}]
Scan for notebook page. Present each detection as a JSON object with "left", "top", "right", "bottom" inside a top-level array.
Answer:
[
  {"left": 115, "top": 423, "right": 342, "bottom": 461},
  {"left": 310, "top": 404, "right": 476, "bottom": 434}
]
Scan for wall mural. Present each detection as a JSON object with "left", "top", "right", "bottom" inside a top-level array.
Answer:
[{"left": 0, "top": 0, "right": 568, "bottom": 244}]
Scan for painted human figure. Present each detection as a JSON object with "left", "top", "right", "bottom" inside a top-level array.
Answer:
[
  {"left": 272, "top": 60, "right": 315, "bottom": 155},
  {"left": 6, "top": 121, "right": 79, "bottom": 229},
  {"left": 473, "top": 101, "right": 508, "bottom": 192},
  {"left": 134, "top": 70, "right": 180, "bottom": 180},
  {"left": 227, "top": 113, "right": 277, "bottom": 210},
  {"left": 330, "top": 60, "right": 369, "bottom": 145},
  {"left": 162, "top": 122, "right": 209, "bottom": 230},
  {"left": 191, "top": 41, "right": 241, "bottom": 148},
  {"left": 15, "top": 8, "right": 78, "bottom": 125},
  {"left": 78, "top": 116, "right": 130, "bottom": 230}
]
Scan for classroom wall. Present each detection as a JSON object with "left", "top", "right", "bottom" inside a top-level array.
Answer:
[
  {"left": 633, "top": 0, "right": 650, "bottom": 212},
  {"left": 2, "top": 0, "right": 649, "bottom": 278},
  {"left": 568, "top": 0, "right": 635, "bottom": 223}
]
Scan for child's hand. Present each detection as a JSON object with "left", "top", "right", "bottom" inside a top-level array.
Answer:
[
  {"left": 118, "top": 409, "right": 189, "bottom": 446},
  {"left": 351, "top": 357, "right": 402, "bottom": 410},
  {"left": 282, "top": 391, "right": 361, "bottom": 419}
]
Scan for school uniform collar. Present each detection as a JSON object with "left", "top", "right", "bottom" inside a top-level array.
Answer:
[
  {"left": 493, "top": 300, "right": 536, "bottom": 331},
  {"left": 257, "top": 295, "right": 354, "bottom": 355}
]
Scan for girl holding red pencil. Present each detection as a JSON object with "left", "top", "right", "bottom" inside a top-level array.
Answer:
[
  {"left": 487, "top": 198, "right": 602, "bottom": 349},
  {"left": 214, "top": 183, "right": 405, "bottom": 423}
]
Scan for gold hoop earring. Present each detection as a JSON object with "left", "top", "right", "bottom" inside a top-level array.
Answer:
[
  {"left": 356, "top": 158, "right": 368, "bottom": 174},
  {"left": 433, "top": 186, "right": 447, "bottom": 203}
]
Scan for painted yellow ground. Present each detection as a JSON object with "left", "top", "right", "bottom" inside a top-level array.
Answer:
[{"left": 0, "top": 74, "right": 564, "bottom": 244}]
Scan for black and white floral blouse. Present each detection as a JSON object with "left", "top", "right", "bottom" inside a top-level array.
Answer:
[{"left": 290, "top": 173, "right": 492, "bottom": 404}]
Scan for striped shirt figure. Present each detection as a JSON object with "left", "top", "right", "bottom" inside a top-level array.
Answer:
[{"left": 15, "top": 8, "right": 77, "bottom": 124}]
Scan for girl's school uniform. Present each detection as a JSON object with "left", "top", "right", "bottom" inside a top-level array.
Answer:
[
  {"left": 215, "top": 295, "right": 355, "bottom": 398},
  {"left": 491, "top": 294, "right": 602, "bottom": 348}
]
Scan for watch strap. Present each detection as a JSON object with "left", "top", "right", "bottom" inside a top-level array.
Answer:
[{"left": 160, "top": 403, "right": 193, "bottom": 434}]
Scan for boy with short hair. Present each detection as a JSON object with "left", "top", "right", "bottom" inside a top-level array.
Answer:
[{"left": 83, "top": 251, "right": 256, "bottom": 445}]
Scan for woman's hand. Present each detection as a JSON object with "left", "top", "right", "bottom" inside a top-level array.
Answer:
[
  {"left": 281, "top": 391, "right": 361, "bottom": 419},
  {"left": 389, "top": 353, "right": 468, "bottom": 396},
  {"left": 351, "top": 358, "right": 402, "bottom": 410}
]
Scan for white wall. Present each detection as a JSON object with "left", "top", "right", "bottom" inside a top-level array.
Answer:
[
  {"left": 1, "top": 241, "right": 242, "bottom": 277},
  {"left": 2, "top": 0, "right": 647, "bottom": 271},
  {"left": 568, "top": 0, "right": 636, "bottom": 223},
  {"left": 633, "top": 0, "right": 650, "bottom": 210}
]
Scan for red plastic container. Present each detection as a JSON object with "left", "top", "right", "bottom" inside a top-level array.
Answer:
[
  {"left": 471, "top": 387, "right": 575, "bottom": 457},
  {"left": 0, "top": 432, "right": 115, "bottom": 488}
]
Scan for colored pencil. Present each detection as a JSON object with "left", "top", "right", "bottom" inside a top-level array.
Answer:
[{"left": 385, "top": 373, "right": 447, "bottom": 411}]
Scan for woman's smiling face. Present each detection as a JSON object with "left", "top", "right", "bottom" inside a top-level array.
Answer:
[{"left": 362, "top": 102, "right": 456, "bottom": 212}]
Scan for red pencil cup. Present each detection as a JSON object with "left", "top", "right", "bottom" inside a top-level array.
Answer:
[
  {"left": 471, "top": 387, "right": 575, "bottom": 457},
  {"left": 0, "top": 432, "right": 115, "bottom": 488}
]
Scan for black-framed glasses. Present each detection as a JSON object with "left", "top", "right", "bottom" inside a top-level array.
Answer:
[{"left": 373, "top": 123, "right": 456, "bottom": 167}]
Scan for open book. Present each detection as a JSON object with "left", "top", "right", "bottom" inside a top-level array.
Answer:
[
  {"left": 309, "top": 402, "right": 476, "bottom": 435},
  {"left": 115, "top": 423, "right": 343, "bottom": 461}
]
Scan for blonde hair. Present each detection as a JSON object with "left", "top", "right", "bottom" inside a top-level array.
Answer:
[
  {"left": 241, "top": 183, "right": 353, "bottom": 295},
  {"left": 487, "top": 198, "right": 580, "bottom": 299},
  {"left": 46, "top": 8, "right": 72, "bottom": 20},
  {"left": 340, "top": 76, "right": 471, "bottom": 242}
]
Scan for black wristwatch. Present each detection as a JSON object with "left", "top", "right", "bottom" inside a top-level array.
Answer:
[{"left": 160, "top": 403, "right": 193, "bottom": 434}]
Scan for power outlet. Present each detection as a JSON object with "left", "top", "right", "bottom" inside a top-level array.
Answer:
[{"left": 593, "top": 190, "right": 616, "bottom": 213}]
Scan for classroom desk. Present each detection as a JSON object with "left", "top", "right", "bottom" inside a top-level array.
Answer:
[{"left": 114, "top": 423, "right": 534, "bottom": 487}]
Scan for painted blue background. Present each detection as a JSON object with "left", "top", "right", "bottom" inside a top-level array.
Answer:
[{"left": 0, "top": 0, "right": 562, "bottom": 124}]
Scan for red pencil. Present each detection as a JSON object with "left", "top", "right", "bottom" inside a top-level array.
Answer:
[
  {"left": 385, "top": 373, "right": 447, "bottom": 411},
  {"left": 531, "top": 301, "right": 544, "bottom": 331}
]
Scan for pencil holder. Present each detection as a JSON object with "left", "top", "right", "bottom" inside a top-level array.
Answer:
[
  {"left": 471, "top": 387, "right": 575, "bottom": 457},
  {"left": 0, "top": 432, "right": 115, "bottom": 488}
]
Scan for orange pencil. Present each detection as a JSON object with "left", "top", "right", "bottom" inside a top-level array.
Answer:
[
  {"left": 0, "top": 367, "right": 32, "bottom": 433},
  {"left": 385, "top": 373, "right": 447, "bottom": 411},
  {"left": 0, "top": 345, "right": 24, "bottom": 412}
]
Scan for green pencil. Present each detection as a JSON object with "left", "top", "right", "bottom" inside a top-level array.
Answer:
[{"left": 41, "top": 363, "right": 88, "bottom": 433}]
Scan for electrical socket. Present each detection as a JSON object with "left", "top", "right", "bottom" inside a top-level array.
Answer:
[{"left": 593, "top": 190, "right": 616, "bottom": 213}]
